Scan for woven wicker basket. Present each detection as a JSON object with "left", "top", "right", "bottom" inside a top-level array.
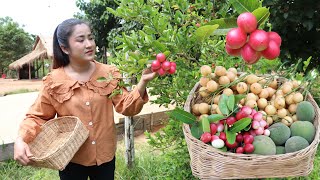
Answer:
[
  {"left": 28, "top": 116, "right": 89, "bottom": 170},
  {"left": 183, "top": 82, "right": 320, "bottom": 179}
]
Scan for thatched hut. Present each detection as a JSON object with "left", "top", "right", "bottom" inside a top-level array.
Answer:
[{"left": 8, "top": 35, "right": 53, "bottom": 79}]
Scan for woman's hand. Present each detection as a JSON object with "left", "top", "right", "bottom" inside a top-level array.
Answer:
[
  {"left": 14, "top": 137, "right": 33, "bottom": 165},
  {"left": 141, "top": 67, "right": 158, "bottom": 83}
]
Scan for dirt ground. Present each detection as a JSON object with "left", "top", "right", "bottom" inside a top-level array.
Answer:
[{"left": 0, "top": 78, "right": 43, "bottom": 95}]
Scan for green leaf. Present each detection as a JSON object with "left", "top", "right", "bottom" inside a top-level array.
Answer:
[
  {"left": 244, "top": 124, "right": 251, "bottom": 131},
  {"left": 226, "top": 130, "right": 236, "bottom": 144},
  {"left": 227, "top": 94, "right": 235, "bottom": 112},
  {"left": 229, "top": 118, "right": 252, "bottom": 133},
  {"left": 207, "top": 114, "right": 225, "bottom": 123},
  {"left": 191, "top": 123, "right": 202, "bottom": 139},
  {"left": 168, "top": 108, "right": 196, "bottom": 124},
  {"left": 138, "top": 58, "right": 148, "bottom": 65},
  {"left": 234, "top": 94, "right": 246, "bottom": 107},
  {"left": 153, "top": 40, "right": 166, "bottom": 53},
  {"left": 97, "top": 77, "right": 107, "bottom": 82},
  {"left": 218, "top": 94, "right": 229, "bottom": 115},
  {"left": 230, "top": 0, "right": 261, "bottom": 13},
  {"left": 217, "top": 146, "right": 227, "bottom": 152},
  {"left": 303, "top": 56, "right": 312, "bottom": 71},
  {"left": 252, "top": 7, "right": 270, "bottom": 26},
  {"left": 207, "top": 18, "right": 237, "bottom": 29},
  {"left": 193, "top": 25, "right": 219, "bottom": 43},
  {"left": 201, "top": 117, "right": 210, "bottom": 133}
]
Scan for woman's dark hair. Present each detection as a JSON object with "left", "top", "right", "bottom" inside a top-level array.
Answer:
[{"left": 52, "top": 18, "right": 90, "bottom": 69}]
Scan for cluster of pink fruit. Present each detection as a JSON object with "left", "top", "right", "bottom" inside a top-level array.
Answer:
[
  {"left": 151, "top": 53, "right": 176, "bottom": 76},
  {"left": 200, "top": 106, "right": 270, "bottom": 154},
  {"left": 225, "top": 12, "right": 282, "bottom": 64}
]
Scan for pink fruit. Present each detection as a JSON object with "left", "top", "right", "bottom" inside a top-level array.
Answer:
[
  {"left": 226, "top": 28, "right": 247, "bottom": 49},
  {"left": 244, "top": 135, "right": 254, "bottom": 144},
  {"left": 264, "top": 129, "right": 270, "bottom": 136},
  {"left": 226, "top": 140, "right": 239, "bottom": 149},
  {"left": 261, "top": 40, "right": 280, "bottom": 60},
  {"left": 241, "top": 43, "right": 261, "bottom": 64},
  {"left": 236, "top": 111, "right": 248, "bottom": 121},
  {"left": 211, "top": 135, "right": 220, "bottom": 142},
  {"left": 241, "top": 106, "right": 253, "bottom": 115},
  {"left": 252, "top": 120, "right": 260, "bottom": 130},
  {"left": 259, "top": 120, "right": 267, "bottom": 128},
  {"left": 210, "top": 123, "right": 218, "bottom": 135},
  {"left": 251, "top": 109, "right": 257, "bottom": 116},
  {"left": 226, "top": 116, "right": 236, "bottom": 125},
  {"left": 244, "top": 143, "right": 255, "bottom": 153},
  {"left": 200, "top": 132, "right": 212, "bottom": 143},
  {"left": 219, "top": 132, "right": 227, "bottom": 141},
  {"left": 170, "top": 62, "right": 176, "bottom": 68},
  {"left": 237, "top": 12, "right": 257, "bottom": 33},
  {"left": 236, "top": 134, "right": 244, "bottom": 143},
  {"left": 248, "top": 30, "right": 269, "bottom": 51},
  {"left": 225, "top": 44, "right": 241, "bottom": 56},
  {"left": 236, "top": 147, "right": 244, "bottom": 154},
  {"left": 156, "top": 53, "right": 166, "bottom": 62},
  {"left": 157, "top": 68, "right": 166, "bottom": 76},
  {"left": 268, "top": 31, "right": 282, "bottom": 46},
  {"left": 253, "top": 112, "right": 263, "bottom": 121},
  {"left": 151, "top": 60, "right": 161, "bottom": 71},
  {"left": 168, "top": 65, "right": 176, "bottom": 74},
  {"left": 250, "top": 129, "right": 257, "bottom": 136},
  {"left": 254, "top": 127, "right": 264, "bottom": 135},
  {"left": 162, "top": 61, "right": 171, "bottom": 71},
  {"left": 217, "top": 123, "right": 224, "bottom": 132}
]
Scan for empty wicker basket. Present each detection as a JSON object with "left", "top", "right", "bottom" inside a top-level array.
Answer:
[
  {"left": 28, "top": 116, "right": 89, "bottom": 170},
  {"left": 183, "top": 82, "right": 320, "bottom": 179}
]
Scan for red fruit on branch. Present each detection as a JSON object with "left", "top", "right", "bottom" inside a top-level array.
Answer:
[
  {"left": 262, "top": 40, "right": 280, "bottom": 60},
  {"left": 241, "top": 43, "right": 261, "bottom": 64},
  {"left": 248, "top": 30, "right": 269, "bottom": 51},
  {"left": 225, "top": 45, "right": 241, "bottom": 56},
  {"left": 162, "top": 61, "right": 171, "bottom": 71},
  {"left": 268, "top": 31, "right": 282, "bottom": 47},
  {"left": 236, "top": 134, "right": 244, "bottom": 143},
  {"left": 151, "top": 60, "right": 161, "bottom": 71},
  {"left": 157, "top": 68, "right": 166, "bottom": 76},
  {"left": 226, "top": 116, "right": 236, "bottom": 125},
  {"left": 168, "top": 66, "right": 176, "bottom": 74},
  {"left": 237, "top": 12, "right": 257, "bottom": 33},
  {"left": 170, "top": 62, "right": 176, "bottom": 68},
  {"left": 156, "top": 53, "right": 166, "bottom": 62},
  {"left": 226, "top": 28, "right": 247, "bottom": 49}
]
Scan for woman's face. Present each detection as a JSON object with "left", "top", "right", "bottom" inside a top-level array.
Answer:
[{"left": 65, "top": 23, "right": 96, "bottom": 63}]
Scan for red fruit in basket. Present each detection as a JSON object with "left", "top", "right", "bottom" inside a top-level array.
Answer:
[
  {"left": 241, "top": 106, "right": 253, "bottom": 116},
  {"left": 157, "top": 68, "right": 166, "bottom": 76},
  {"left": 250, "top": 109, "right": 257, "bottom": 116},
  {"left": 236, "top": 133, "right": 244, "bottom": 143},
  {"left": 244, "top": 143, "right": 255, "bottom": 153},
  {"left": 219, "top": 132, "right": 227, "bottom": 141},
  {"left": 211, "top": 135, "right": 220, "bottom": 142},
  {"left": 237, "top": 12, "right": 257, "bottom": 33},
  {"left": 226, "top": 28, "right": 247, "bottom": 49},
  {"left": 236, "top": 111, "right": 248, "bottom": 121},
  {"left": 156, "top": 53, "right": 166, "bottom": 62},
  {"left": 253, "top": 111, "right": 263, "bottom": 121},
  {"left": 225, "top": 44, "right": 241, "bottom": 56},
  {"left": 268, "top": 31, "right": 282, "bottom": 46},
  {"left": 217, "top": 123, "right": 224, "bottom": 132},
  {"left": 259, "top": 120, "right": 267, "bottom": 128},
  {"left": 236, "top": 147, "right": 244, "bottom": 154},
  {"left": 210, "top": 123, "right": 218, "bottom": 135},
  {"left": 200, "top": 132, "right": 212, "bottom": 143},
  {"left": 248, "top": 30, "right": 269, "bottom": 51},
  {"left": 261, "top": 40, "right": 280, "bottom": 60},
  {"left": 226, "top": 140, "right": 239, "bottom": 149},
  {"left": 151, "top": 60, "right": 161, "bottom": 71},
  {"left": 226, "top": 116, "right": 236, "bottom": 125},
  {"left": 162, "top": 61, "right": 171, "bottom": 71},
  {"left": 254, "top": 127, "right": 264, "bottom": 135},
  {"left": 244, "top": 135, "right": 254, "bottom": 144},
  {"left": 241, "top": 43, "right": 261, "bottom": 64},
  {"left": 242, "top": 131, "right": 250, "bottom": 138},
  {"left": 252, "top": 120, "right": 260, "bottom": 130}
]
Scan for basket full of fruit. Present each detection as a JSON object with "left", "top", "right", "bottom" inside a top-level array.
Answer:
[{"left": 172, "top": 64, "right": 320, "bottom": 179}]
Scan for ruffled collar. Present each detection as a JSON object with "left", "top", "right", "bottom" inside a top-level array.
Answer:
[{"left": 43, "top": 60, "right": 121, "bottom": 103}]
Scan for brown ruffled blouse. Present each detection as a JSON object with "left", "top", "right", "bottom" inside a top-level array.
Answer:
[{"left": 18, "top": 60, "right": 148, "bottom": 166}]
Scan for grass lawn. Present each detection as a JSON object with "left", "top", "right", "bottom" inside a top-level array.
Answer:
[{"left": 1, "top": 140, "right": 319, "bottom": 180}]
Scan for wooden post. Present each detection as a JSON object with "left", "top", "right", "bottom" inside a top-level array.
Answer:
[
  {"left": 42, "top": 59, "right": 45, "bottom": 77},
  {"left": 123, "top": 72, "right": 134, "bottom": 168},
  {"left": 28, "top": 63, "right": 31, "bottom": 80}
]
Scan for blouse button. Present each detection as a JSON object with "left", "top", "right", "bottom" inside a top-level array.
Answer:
[
  {"left": 88, "top": 122, "right": 93, "bottom": 126},
  {"left": 92, "top": 141, "right": 96, "bottom": 145},
  {"left": 85, "top": 101, "right": 90, "bottom": 106}
]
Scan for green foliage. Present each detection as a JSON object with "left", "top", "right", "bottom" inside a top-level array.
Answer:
[
  {"left": 263, "top": 0, "right": 320, "bottom": 71},
  {"left": 0, "top": 17, "right": 33, "bottom": 74}
]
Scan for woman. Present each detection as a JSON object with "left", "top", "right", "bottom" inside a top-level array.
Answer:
[{"left": 14, "top": 18, "right": 157, "bottom": 179}]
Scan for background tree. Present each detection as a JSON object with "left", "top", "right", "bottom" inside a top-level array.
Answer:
[
  {"left": 263, "top": 0, "right": 320, "bottom": 71},
  {"left": 0, "top": 17, "right": 33, "bottom": 75}
]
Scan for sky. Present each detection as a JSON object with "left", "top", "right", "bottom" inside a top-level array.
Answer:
[{"left": 0, "top": 0, "right": 88, "bottom": 36}]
